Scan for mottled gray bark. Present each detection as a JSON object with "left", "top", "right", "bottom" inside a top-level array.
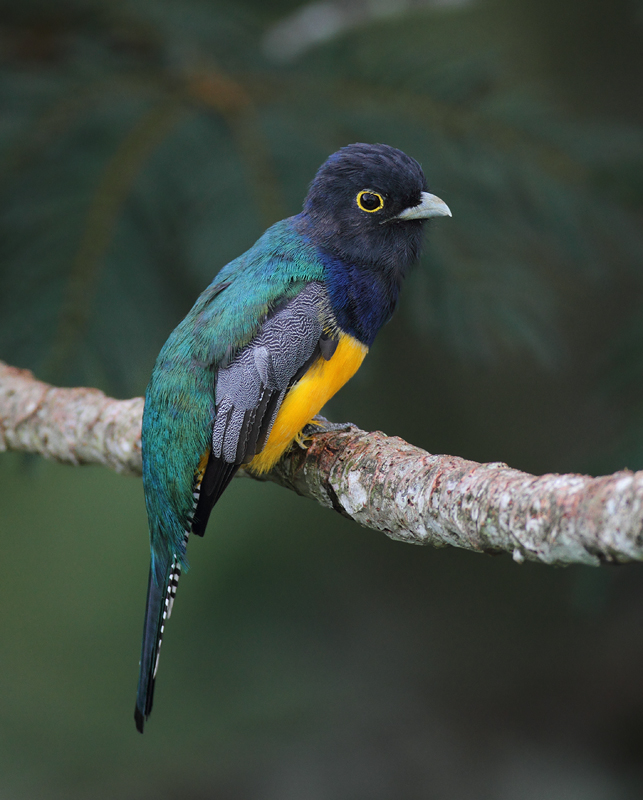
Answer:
[
  {"left": 0, "top": 363, "right": 143, "bottom": 475},
  {"left": 1, "top": 360, "right": 642, "bottom": 567}
]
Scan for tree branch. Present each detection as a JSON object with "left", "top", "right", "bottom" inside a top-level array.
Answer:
[{"left": 1, "top": 360, "right": 641, "bottom": 567}]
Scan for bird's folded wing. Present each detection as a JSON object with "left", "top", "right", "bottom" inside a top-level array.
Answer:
[{"left": 191, "top": 281, "right": 335, "bottom": 536}]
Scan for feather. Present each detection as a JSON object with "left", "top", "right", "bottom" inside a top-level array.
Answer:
[
  {"left": 135, "top": 554, "right": 183, "bottom": 733},
  {"left": 137, "top": 143, "right": 446, "bottom": 730}
]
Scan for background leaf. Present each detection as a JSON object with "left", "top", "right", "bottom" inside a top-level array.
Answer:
[{"left": 2, "top": 0, "right": 643, "bottom": 797}]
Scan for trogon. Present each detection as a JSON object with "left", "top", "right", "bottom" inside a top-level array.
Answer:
[{"left": 135, "top": 142, "right": 451, "bottom": 732}]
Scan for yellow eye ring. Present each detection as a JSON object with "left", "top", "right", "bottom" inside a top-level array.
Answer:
[{"left": 356, "top": 190, "right": 385, "bottom": 213}]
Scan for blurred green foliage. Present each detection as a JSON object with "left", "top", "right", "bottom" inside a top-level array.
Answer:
[
  {"left": 1, "top": 0, "right": 643, "bottom": 391},
  {"left": 2, "top": 0, "right": 643, "bottom": 798}
]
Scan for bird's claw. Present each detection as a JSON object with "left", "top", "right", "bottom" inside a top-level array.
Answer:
[{"left": 295, "top": 416, "right": 356, "bottom": 448}]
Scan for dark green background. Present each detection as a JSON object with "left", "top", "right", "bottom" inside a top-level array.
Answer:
[{"left": 2, "top": 0, "right": 643, "bottom": 797}]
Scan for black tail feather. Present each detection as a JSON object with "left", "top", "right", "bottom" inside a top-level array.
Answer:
[
  {"left": 191, "top": 457, "right": 238, "bottom": 537},
  {"left": 134, "top": 557, "right": 182, "bottom": 733},
  {"left": 136, "top": 453, "right": 239, "bottom": 730}
]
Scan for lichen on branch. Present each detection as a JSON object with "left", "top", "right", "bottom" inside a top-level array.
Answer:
[
  {"left": 1, "top": 360, "right": 642, "bottom": 567},
  {"left": 0, "top": 362, "right": 143, "bottom": 476}
]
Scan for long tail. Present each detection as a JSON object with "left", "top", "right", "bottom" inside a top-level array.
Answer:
[
  {"left": 134, "top": 554, "right": 182, "bottom": 733},
  {"left": 134, "top": 453, "right": 238, "bottom": 731}
]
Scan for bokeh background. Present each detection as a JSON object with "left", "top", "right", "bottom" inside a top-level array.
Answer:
[{"left": 2, "top": 0, "right": 643, "bottom": 797}]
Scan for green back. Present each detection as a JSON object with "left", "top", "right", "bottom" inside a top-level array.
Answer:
[{"left": 141, "top": 217, "right": 325, "bottom": 576}]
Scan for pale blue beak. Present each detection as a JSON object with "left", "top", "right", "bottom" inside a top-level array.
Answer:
[{"left": 395, "top": 191, "right": 452, "bottom": 220}]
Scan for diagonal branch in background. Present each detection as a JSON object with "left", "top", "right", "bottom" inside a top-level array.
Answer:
[
  {"left": 46, "top": 100, "right": 185, "bottom": 381},
  {"left": 1, "top": 360, "right": 642, "bottom": 567}
]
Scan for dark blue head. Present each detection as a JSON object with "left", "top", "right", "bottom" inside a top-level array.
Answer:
[
  {"left": 298, "top": 142, "right": 450, "bottom": 277},
  {"left": 296, "top": 143, "right": 451, "bottom": 345}
]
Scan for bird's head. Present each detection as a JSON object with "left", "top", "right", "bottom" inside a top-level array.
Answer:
[{"left": 298, "top": 142, "right": 450, "bottom": 275}]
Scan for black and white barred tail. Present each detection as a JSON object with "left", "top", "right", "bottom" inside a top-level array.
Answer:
[
  {"left": 134, "top": 535, "right": 187, "bottom": 734},
  {"left": 135, "top": 470, "right": 209, "bottom": 733},
  {"left": 135, "top": 450, "right": 239, "bottom": 732}
]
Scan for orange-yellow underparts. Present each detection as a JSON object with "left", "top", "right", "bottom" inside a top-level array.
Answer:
[
  {"left": 248, "top": 332, "right": 368, "bottom": 474},
  {"left": 194, "top": 449, "right": 210, "bottom": 488}
]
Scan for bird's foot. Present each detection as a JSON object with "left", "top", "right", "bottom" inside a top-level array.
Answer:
[{"left": 295, "top": 416, "right": 356, "bottom": 449}]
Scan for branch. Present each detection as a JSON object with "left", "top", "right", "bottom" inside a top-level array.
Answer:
[
  {"left": 0, "top": 362, "right": 143, "bottom": 475},
  {"left": 1, "top": 360, "right": 641, "bottom": 567}
]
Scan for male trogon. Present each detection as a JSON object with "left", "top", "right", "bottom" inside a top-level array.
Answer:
[{"left": 135, "top": 143, "right": 451, "bottom": 732}]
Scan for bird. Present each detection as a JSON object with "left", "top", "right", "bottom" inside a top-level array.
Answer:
[{"left": 135, "top": 142, "right": 451, "bottom": 732}]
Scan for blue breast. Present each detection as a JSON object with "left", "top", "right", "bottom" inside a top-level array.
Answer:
[{"left": 318, "top": 249, "right": 402, "bottom": 346}]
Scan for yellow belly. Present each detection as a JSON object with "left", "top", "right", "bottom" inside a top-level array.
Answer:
[{"left": 248, "top": 332, "right": 368, "bottom": 474}]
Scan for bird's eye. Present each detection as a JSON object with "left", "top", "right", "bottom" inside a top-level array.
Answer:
[{"left": 356, "top": 190, "right": 385, "bottom": 213}]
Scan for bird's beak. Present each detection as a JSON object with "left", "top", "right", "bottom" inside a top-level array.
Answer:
[{"left": 394, "top": 191, "right": 452, "bottom": 221}]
